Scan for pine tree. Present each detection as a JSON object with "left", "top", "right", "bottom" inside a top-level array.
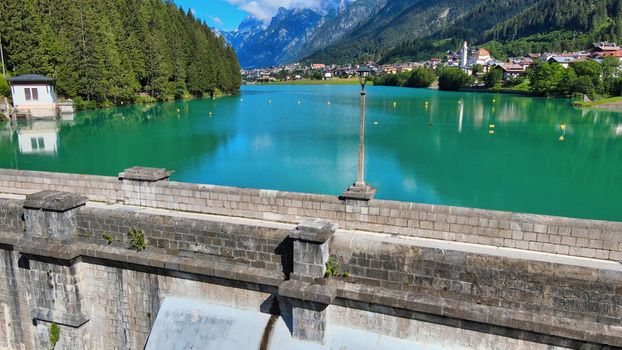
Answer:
[{"left": 0, "top": 0, "right": 241, "bottom": 104}]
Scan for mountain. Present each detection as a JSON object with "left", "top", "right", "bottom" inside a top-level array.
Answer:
[
  {"left": 225, "top": 8, "right": 324, "bottom": 69},
  {"left": 225, "top": 0, "right": 385, "bottom": 68},
  {"left": 0, "top": 0, "right": 241, "bottom": 103},
  {"left": 306, "top": 0, "right": 491, "bottom": 63},
  {"left": 307, "top": 0, "right": 622, "bottom": 64},
  {"left": 221, "top": 17, "right": 265, "bottom": 50},
  {"left": 225, "top": 0, "right": 622, "bottom": 68}
]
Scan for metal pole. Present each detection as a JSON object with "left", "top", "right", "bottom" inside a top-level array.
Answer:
[
  {"left": 0, "top": 33, "right": 5, "bottom": 78},
  {"left": 0, "top": 33, "right": 8, "bottom": 118},
  {"left": 356, "top": 89, "right": 366, "bottom": 186}
]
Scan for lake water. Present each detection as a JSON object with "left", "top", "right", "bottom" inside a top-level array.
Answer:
[{"left": 1, "top": 85, "right": 621, "bottom": 221}]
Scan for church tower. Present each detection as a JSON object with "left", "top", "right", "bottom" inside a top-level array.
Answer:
[{"left": 462, "top": 41, "right": 468, "bottom": 68}]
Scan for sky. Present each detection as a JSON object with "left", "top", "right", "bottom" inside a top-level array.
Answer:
[
  {"left": 174, "top": 0, "right": 247, "bottom": 31},
  {"left": 174, "top": 0, "right": 344, "bottom": 31}
]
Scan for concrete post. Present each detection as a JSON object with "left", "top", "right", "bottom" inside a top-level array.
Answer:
[
  {"left": 23, "top": 190, "right": 87, "bottom": 242},
  {"left": 119, "top": 166, "right": 173, "bottom": 206},
  {"left": 21, "top": 191, "right": 90, "bottom": 344},
  {"left": 279, "top": 219, "right": 337, "bottom": 344},
  {"left": 290, "top": 218, "right": 337, "bottom": 281}
]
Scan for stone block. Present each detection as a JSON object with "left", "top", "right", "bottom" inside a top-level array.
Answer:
[
  {"left": 290, "top": 219, "right": 337, "bottom": 244},
  {"left": 23, "top": 191, "right": 87, "bottom": 242},
  {"left": 24, "top": 191, "right": 87, "bottom": 212},
  {"left": 118, "top": 166, "right": 173, "bottom": 182}
]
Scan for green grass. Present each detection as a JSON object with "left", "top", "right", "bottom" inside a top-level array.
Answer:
[
  {"left": 259, "top": 78, "right": 365, "bottom": 86},
  {"left": 573, "top": 96, "right": 622, "bottom": 107}
]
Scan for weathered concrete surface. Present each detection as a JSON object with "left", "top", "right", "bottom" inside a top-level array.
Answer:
[
  {"left": 0, "top": 183, "right": 620, "bottom": 349},
  {"left": 146, "top": 297, "right": 563, "bottom": 350}
]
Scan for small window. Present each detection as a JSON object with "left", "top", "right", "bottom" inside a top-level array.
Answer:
[
  {"left": 31, "top": 88, "right": 39, "bottom": 101},
  {"left": 25, "top": 88, "right": 31, "bottom": 101},
  {"left": 30, "top": 137, "right": 45, "bottom": 150}
]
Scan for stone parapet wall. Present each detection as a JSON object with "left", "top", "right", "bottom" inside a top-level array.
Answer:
[
  {"left": 0, "top": 194, "right": 621, "bottom": 348},
  {"left": 0, "top": 169, "right": 122, "bottom": 202},
  {"left": 1, "top": 168, "right": 621, "bottom": 262},
  {"left": 331, "top": 232, "right": 622, "bottom": 328},
  {"left": 75, "top": 206, "right": 292, "bottom": 273}
]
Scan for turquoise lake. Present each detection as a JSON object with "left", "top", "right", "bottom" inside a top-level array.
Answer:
[{"left": 1, "top": 85, "right": 621, "bottom": 221}]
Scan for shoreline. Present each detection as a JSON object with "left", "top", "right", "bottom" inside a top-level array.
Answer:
[{"left": 572, "top": 96, "right": 622, "bottom": 111}]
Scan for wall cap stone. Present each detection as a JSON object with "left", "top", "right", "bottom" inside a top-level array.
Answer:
[
  {"left": 119, "top": 166, "right": 173, "bottom": 182},
  {"left": 290, "top": 219, "right": 337, "bottom": 243},
  {"left": 279, "top": 279, "right": 336, "bottom": 305},
  {"left": 23, "top": 191, "right": 87, "bottom": 212}
]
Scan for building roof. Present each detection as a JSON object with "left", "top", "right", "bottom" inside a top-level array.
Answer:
[
  {"left": 593, "top": 42, "right": 620, "bottom": 51},
  {"left": 475, "top": 48, "right": 491, "bottom": 57},
  {"left": 496, "top": 63, "right": 525, "bottom": 73},
  {"left": 547, "top": 56, "right": 576, "bottom": 64},
  {"left": 7, "top": 74, "right": 55, "bottom": 83}
]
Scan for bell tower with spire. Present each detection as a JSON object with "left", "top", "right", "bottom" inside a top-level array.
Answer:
[{"left": 462, "top": 41, "right": 468, "bottom": 68}]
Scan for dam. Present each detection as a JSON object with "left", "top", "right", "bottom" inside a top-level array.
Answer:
[{"left": 0, "top": 167, "right": 620, "bottom": 349}]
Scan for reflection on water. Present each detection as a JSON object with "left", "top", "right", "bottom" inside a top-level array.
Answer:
[
  {"left": 17, "top": 121, "right": 59, "bottom": 154},
  {"left": 0, "top": 85, "right": 621, "bottom": 222}
]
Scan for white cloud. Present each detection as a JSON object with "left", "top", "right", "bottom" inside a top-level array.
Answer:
[
  {"left": 209, "top": 15, "right": 224, "bottom": 26},
  {"left": 227, "top": 0, "right": 346, "bottom": 23}
]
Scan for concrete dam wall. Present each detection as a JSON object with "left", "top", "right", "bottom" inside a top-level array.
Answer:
[{"left": 0, "top": 167, "right": 620, "bottom": 349}]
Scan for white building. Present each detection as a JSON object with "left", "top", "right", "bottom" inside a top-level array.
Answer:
[
  {"left": 469, "top": 48, "right": 493, "bottom": 66},
  {"left": 7, "top": 74, "right": 57, "bottom": 118}
]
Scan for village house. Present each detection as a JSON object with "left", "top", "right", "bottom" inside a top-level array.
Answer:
[
  {"left": 589, "top": 42, "right": 622, "bottom": 61},
  {"left": 494, "top": 63, "right": 526, "bottom": 80},
  {"left": 380, "top": 65, "right": 398, "bottom": 74},
  {"left": 546, "top": 56, "right": 582, "bottom": 68},
  {"left": 7, "top": 74, "right": 57, "bottom": 118}
]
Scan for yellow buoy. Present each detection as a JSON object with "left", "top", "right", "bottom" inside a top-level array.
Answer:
[
  {"left": 560, "top": 124, "right": 566, "bottom": 130},
  {"left": 493, "top": 99, "right": 496, "bottom": 103},
  {"left": 559, "top": 135, "right": 565, "bottom": 141},
  {"left": 489, "top": 124, "right": 495, "bottom": 129},
  {"left": 489, "top": 130, "right": 495, "bottom": 134},
  {"left": 393, "top": 101, "right": 397, "bottom": 107},
  {"left": 177, "top": 109, "right": 180, "bottom": 113},
  {"left": 373, "top": 121, "right": 379, "bottom": 125}
]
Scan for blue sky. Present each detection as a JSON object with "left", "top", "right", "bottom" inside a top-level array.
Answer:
[
  {"left": 174, "top": 0, "right": 340, "bottom": 31},
  {"left": 174, "top": 0, "right": 248, "bottom": 31}
]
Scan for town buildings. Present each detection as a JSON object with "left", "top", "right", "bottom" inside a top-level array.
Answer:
[{"left": 240, "top": 41, "right": 622, "bottom": 85}]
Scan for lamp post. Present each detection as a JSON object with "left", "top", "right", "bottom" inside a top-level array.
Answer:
[
  {"left": 0, "top": 34, "right": 8, "bottom": 117},
  {"left": 341, "top": 66, "right": 376, "bottom": 201}
]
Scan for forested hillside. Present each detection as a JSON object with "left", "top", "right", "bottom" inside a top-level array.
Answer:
[
  {"left": 305, "top": 0, "right": 622, "bottom": 64},
  {"left": 0, "top": 0, "right": 241, "bottom": 105}
]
